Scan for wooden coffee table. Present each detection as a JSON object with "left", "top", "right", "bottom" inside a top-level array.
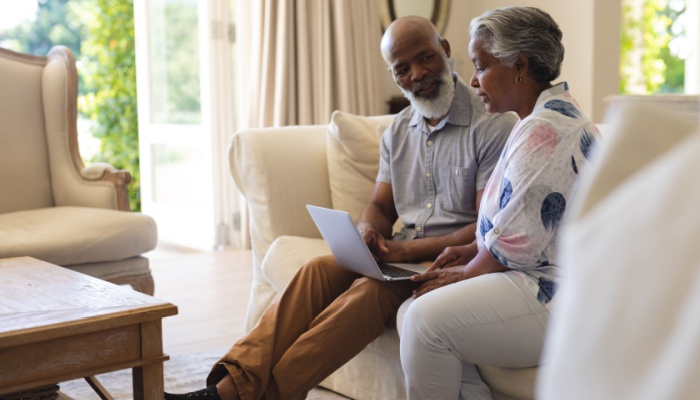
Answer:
[{"left": 0, "top": 256, "right": 178, "bottom": 399}]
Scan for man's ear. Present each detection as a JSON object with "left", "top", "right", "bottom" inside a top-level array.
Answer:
[{"left": 441, "top": 38, "right": 451, "bottom": 59}]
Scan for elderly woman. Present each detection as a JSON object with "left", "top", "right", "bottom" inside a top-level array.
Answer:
[{"left": 398, "top": 6, "right": 600, "bottom": 399}]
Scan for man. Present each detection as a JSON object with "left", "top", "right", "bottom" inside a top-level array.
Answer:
[{"left": 166, "top": 16, "right": 517, "bottom": 400}]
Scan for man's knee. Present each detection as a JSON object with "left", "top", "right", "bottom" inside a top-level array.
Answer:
[{"left": 350, "top": 278, "right": 415, "bottom": 317}]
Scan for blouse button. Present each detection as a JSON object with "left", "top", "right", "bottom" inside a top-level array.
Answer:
[
  {"left": 493, "top": 228, "right": 500, "bottom": 235},
  {"left": 416, "top": 226, "right": 423, "bottom": 232},
  {"left": 426, "top": 203, "right": 433, "bottom": 209},
  {"left": 425, "top": 172, "right": 431, "bottom": 178}
]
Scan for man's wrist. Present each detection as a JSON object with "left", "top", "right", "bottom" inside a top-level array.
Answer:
[{"left": 356, "top": 221, "right": 374, "bottom": 234}]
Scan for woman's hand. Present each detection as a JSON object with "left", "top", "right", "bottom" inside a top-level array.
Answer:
[
  {"left": 429, "top": 244, "right": 477, "bottom": 272},
  {"left": 410, "top": 266, "right": 466, "bottom": 298}
]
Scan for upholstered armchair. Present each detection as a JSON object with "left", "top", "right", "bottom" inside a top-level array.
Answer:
[{"left": 0, "top": 46, "right": 157, "bottom": 295}]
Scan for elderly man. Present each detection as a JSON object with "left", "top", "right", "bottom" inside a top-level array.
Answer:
[{"left": 166, "top": 16, "right": 517, "bottom": 400}]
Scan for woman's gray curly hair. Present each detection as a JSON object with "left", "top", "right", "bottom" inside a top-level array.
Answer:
[{"left": 469, "top": 6, "right": 564, "bottom": 83}]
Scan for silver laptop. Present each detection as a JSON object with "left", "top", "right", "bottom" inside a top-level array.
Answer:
[{"left": 306, "top": 205, "right": 426, "bottom": 281}]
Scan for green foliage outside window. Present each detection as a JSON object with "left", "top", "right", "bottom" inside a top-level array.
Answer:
[
  {"left": 78, "top": 0, "right": 140, "bottom": 211},
  {"left": 620, "top": 0, "right": 686, "bottom": 94},
  {"left": 0, "top": 0, "right": 141, "bottom": 211}
]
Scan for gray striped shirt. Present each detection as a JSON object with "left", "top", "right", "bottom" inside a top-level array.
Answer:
[{"left": 378, "top": 76, "right": 517, "bottom": 240}]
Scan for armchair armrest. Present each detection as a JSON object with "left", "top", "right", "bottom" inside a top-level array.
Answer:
[
  {"left": 228, "top": 125, "right": 332, "bottom": 267},
  {"left": 80, "top": 163, "right": 132, "bottom": 211}
]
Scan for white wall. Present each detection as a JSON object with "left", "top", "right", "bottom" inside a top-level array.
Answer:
[{"left": 381, "top": 0, "right": 621, "bottom": 122}]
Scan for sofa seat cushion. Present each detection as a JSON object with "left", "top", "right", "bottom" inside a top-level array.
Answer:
[
  {"left": 478, "top": 365, "right": 537, "bottom": 400},
  {"left": 261, "top": 235, "right": 330, "bottom": 292},
  {"left": 0, "top": 206, "right": 157, "bottom": 266},
  {"left": 68, "top": 256, "right": 150, "bottom": 280}
]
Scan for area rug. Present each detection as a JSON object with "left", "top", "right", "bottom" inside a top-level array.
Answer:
[{"left": 58, "top": 349, "right": 349, "bottom": 399}]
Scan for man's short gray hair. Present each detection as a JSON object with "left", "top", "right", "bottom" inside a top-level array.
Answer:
[{"left": 469, "top": 7, "right": 564, "bottom": 83}]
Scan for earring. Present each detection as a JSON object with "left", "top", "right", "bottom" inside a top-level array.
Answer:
[{"left": 515, "top": 76, "right": 522, "bottom": 84}]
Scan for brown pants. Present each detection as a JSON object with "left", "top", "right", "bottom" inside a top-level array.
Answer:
[{"left": 206, "top": 255, "right": 417, "bottom": 400}]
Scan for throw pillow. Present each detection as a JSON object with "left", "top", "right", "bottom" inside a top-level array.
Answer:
[{"left": 327, "top": 110, "right": 395, "bottom": 221}]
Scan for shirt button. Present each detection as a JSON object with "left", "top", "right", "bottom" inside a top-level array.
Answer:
[
  {"left": 493, "top": 228, "right": 500, "bottom": 235},
  {"left": 425, "top": 172, "right": 431, "bottom": 178},
  {"left": 427, "top": 140, "right": 433, "bottom": 146},
  {"left": 454, "top": 169, "right": 460, "bottom": 175},
  {"left": 426, "top": 203, "right": 433, "bottom": 209},
  {"left": 416, "top": 226, "right": 423, "bottom": 232}
]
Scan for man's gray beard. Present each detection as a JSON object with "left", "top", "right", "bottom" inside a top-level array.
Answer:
[{"left": 400, "top": 61, "right": 455, "bottom": 120}]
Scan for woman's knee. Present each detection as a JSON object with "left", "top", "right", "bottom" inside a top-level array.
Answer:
[
  {"left": 402, "top": 293, "right": 450, "bottom": 340},
  {"left": 402, "top": 296, "right": 431, "bottom": 336}
]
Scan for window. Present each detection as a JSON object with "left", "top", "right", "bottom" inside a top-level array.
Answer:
[{"left": 620, "top": 0, "right": 687, "bottom": 94}]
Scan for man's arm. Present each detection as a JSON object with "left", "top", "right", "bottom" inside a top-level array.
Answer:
[
  {"left": 357, "top": 185, "right": 485, "bottom": 263},
  {"left": 356, "top": 182, "right": 398, "bottom": 257},
  {"left": 383, "top": 189, "right": 484, "bottom": 263},
  {"left": 384, "top": 221, "right": 478, "bottom": 263}
]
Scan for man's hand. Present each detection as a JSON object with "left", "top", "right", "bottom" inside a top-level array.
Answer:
[
  {"left": 359, "top": 224, "right": 412, "bottom": 262},
  {"left": 428, "top": 244, "right": 477, "bottom": 272},
  {"left": 358, "top": 223, "right": 389, "bottom": 258},
  {"left": 377, "top": 240, "right": 411, "bottom": 263},
  {"left": 410, "top": 266, "right": 466, "bottom": 298}
]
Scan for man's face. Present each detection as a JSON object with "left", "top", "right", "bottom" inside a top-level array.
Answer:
[
  {"left": 387, "top": 35, "right": 450, "bottom": 99},
  {"left": 385, "top": 35, "right": 455, "bottom": 119}
]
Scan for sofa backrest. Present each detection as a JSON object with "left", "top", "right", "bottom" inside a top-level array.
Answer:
[{"left": 0, "top": 48, "right": 54, "bottom": 213}]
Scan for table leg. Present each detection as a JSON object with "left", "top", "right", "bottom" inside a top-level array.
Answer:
[
  {"left": 133, "top": 320, "right": 166, "bottom": 400},
  {"left": 132, "top": 363, "right": 165, "bottom": 400}
]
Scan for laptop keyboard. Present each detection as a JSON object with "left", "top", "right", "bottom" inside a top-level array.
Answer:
[{"left": 378, "top": 263, "right": 418, "bottom": 278}]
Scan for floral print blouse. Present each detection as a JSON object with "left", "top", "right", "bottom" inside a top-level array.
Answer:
[{"left": 476, "top": 82, "right": 599, "bottom": 306}]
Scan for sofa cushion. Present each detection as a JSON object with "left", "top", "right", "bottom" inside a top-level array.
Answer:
[
  {"left": 0, "top": 206, "right": 157, "bottom": 266},
  {"left": 327, "top": 110, "right": 395, "bottom": 221},
  {"left": 261, "top": 235, "right": 330, "bottom": 293}
]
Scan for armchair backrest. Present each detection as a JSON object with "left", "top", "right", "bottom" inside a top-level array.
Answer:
[
  {"left": 0, "top": 48, "right": 54, "bottom": 213},
  {"left": 0, "top": 46, "right": 131, "bottom": 213}
]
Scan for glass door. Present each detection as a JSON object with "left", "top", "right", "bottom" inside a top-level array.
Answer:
[{"left": 134, "top": 0, "right": 238, "bottom": 250}]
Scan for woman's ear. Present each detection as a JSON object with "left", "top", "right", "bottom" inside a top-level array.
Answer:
[{"left": 515, "top": 53, "right": 529, "bottom": 74}]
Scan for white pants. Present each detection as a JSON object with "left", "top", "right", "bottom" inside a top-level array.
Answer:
[{"left": 398, "top": 271, "right": 550, "bottom": 400}]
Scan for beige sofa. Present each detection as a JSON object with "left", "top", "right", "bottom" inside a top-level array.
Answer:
[{"left": 229, "top": 110, "right": 538, "bottom": 399}]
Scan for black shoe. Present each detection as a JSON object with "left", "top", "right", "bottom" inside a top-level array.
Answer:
[{"left": 164, "top": 385, "right": 221, "bottom": 399}]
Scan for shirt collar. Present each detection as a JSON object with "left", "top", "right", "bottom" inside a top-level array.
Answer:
[{"left": 535, "top": 81, "right": 569, "bottom": 106}]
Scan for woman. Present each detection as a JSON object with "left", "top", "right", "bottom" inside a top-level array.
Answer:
[{"left": 399, "top": 6, "right": 600, "bottom": 399}]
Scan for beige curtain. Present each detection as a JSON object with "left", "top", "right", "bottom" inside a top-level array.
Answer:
[{"left": 235, "top": 0, "right": 386, "bottom": 128}]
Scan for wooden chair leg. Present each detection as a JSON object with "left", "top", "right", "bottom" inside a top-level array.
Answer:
[{"left": 84, "top": 376, "right": 114, "bottom": 400}]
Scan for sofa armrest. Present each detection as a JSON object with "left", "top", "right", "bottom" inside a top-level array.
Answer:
[{"left": 228, "top": 125, "right": 332, "bottom": 268}]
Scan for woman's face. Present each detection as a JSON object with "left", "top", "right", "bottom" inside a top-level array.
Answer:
[{"left": 468, "top": 38, "right": 519, "bottom": 114}]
